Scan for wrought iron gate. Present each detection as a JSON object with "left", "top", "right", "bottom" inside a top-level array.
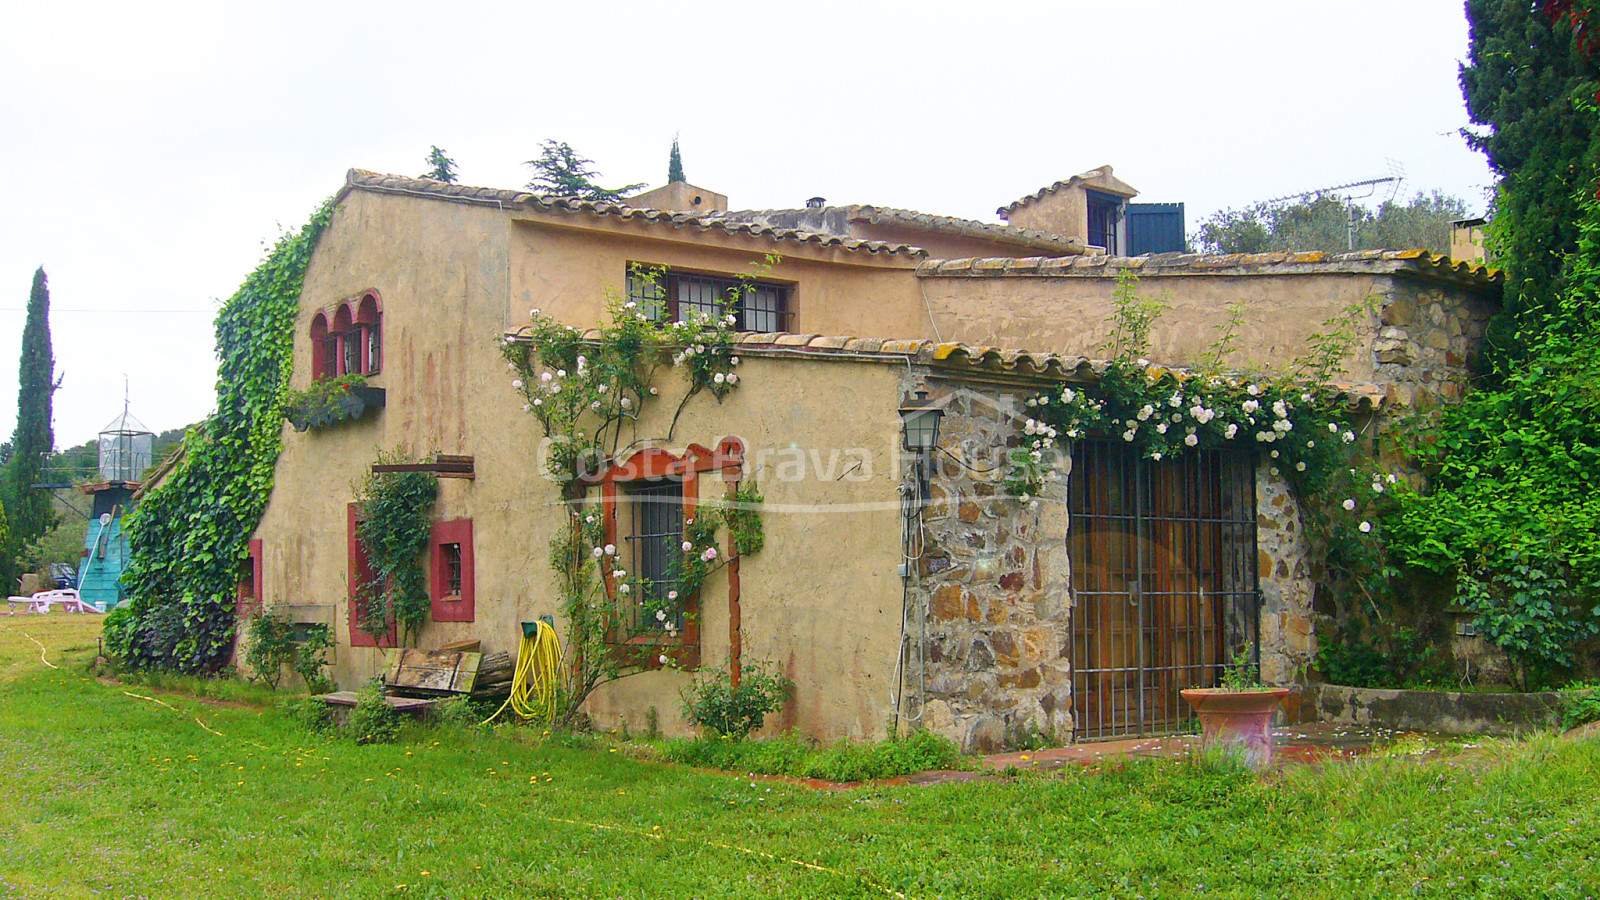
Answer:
[{"left": 1067, "top": 442, "right": 1259, "bottom": 740}]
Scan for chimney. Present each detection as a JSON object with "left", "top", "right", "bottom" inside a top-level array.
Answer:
[{"left": 806, "top": 196, "right": 827, "bottom": 209}]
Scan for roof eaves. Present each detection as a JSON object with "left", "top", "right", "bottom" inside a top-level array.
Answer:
[
  {"left": 343, "top": 170, "right": 927, "bottom": 259},
  {"left": 916, "top": 250, "right": 1503, "bottom": 290},
  {"left": 499, "top": 328, "right": 1382, "bottom": 409}
]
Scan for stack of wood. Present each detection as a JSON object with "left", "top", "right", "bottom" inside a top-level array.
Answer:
[{"left": 472, "top": 651, "right": 514, "bottom": 699}]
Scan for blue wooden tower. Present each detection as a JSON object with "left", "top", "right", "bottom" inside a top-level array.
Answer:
[{"left": 77, "top": 406, "right": 153, "bottom": 611}]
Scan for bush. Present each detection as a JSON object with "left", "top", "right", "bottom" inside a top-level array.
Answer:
[
  {"left": 244, "top": 613, "right": 332, "bottom": 691},
  {"left": 285, "top": 696, "right": 335, "bottom": 734},
  {"left": 679, "top": 663, "right": 790, "bottom": 739},
  {"left": 427, "top": 695, "right": 490, "bottom": 734},
  {"left": 1561, "top": 684, "right": 1600, "bottom": 731},
  {"left": 346, "top": 679, "right": 402, "bottom": 745}
]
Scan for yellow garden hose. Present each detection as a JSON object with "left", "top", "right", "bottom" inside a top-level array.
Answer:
[{"left": 485, "top": 620, "right": 564, "bottom": 724}]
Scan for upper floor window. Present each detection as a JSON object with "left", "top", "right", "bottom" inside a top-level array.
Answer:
[
  {"left": 312, "top": 291, "right": 383, "bottom": 381},
  {"left": 1086, "top": 191, "right": 1123, "bottom": 255},
  {"left": 626, "top": 267, "right": 793, "bottom": 333}
]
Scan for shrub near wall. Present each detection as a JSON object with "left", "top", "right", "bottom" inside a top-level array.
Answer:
[{"left": 108, "top": 200, "right": 336, "bottom": 672}]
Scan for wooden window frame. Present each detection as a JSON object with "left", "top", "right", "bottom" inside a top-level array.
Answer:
[
  {"left": 347, "top": 503, "right": 397, "bottom": 648},
  {"left": 625, "top": 266, "right": 794, "bottom": 333},
  {"left": 587, "top": 437, "right": 746, "bottom": 670},
  {"left": 430, "top": 518, "right": 475, "bottom": 623}
]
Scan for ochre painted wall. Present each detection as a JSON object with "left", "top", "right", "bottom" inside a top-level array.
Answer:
[{"left": 253, "top": 191, "right": 916, "bottom": 740}]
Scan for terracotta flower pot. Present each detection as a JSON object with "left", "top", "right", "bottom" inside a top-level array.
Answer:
[{"left": 1180, "top": 687, "right": 1291, "bottom": 768}]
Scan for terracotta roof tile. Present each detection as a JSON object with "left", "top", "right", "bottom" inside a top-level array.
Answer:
[
  {"left": 341, "top": 170, "right": 925, "bottom": 259},
  {"left": 501, "top": 326, "right": 1384, "bottom": 409},
  {"left": 706, "top": 205, "right": 1090, "bottom": 257},
  {"left": 918, "top": 249, "right": 1502, "bottom": 290}
]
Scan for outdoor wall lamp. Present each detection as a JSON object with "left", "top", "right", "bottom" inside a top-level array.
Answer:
[{"left": 898, "top": 390, "right": 944, "bottom": 454}]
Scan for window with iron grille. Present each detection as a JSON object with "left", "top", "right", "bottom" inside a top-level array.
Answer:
[
  {"left": 626, "top": 267, "right": 793, "bottom": 333},
  {"left": 621, "top": 479, "right": 685, "bottom": 633},
  {"left": 1086, "top": 191, "right": 1122, "bottom": 254}
]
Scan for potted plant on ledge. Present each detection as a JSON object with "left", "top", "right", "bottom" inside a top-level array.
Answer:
[
  {"left": 282, "top": 374, "right": 386, "bottom": 432},
  {"left": 1180, "top": 645, "right": 1291, "bottom": 768}
]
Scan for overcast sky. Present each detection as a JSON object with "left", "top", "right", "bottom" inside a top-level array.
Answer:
[{"left": 0, "top": 0, "right": 1495, "bottom": 451}]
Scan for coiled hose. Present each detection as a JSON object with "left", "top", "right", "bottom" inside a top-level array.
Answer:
[{"left": 484, "top": 620, "right": 563, "bottom": 724}]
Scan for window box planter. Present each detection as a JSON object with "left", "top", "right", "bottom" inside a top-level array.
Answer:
[
  {"left": 284, "top": 376, "right": 386, "bottom": 432},
  {"left": 1180, "top": 687, "right": 1292, "bottom": 768}
]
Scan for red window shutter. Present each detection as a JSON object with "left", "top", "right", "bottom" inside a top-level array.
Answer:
[
  {"left": 347, "top": 503, "right": 396, "bottom": 647},
  {"left": 430, "top": 518, "right": 475, "bottom": 623}
]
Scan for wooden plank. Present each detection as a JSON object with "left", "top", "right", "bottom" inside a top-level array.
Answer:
[
  {"left": 437, "top": 639, "right": 482, "bottom": 653},
  {"left": 385, "top": 648, "right": 482, "bottom": 696}
]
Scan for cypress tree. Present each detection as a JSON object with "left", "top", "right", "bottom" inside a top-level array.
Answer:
[
  {"left": 668, "top": 136, "right": 685, "bottom": 184},
  {"left": 1460, "top": 0, "right": 1600, "bottom": 365},
  {"left": 5, "top": 267, "right": 57, "bottom": 559}
]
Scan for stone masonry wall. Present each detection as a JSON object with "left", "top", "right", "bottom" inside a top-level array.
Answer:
[
  {"left": 1370, "top": 280, "right": 1496, "bottom": 413},
  {"left": 908, "top": 380, "right": 1075, "bottom": 753},
  {"left": 1256, "top": 463, "right": 1315, "bottom": 710},
  {"left": 904, "top": 376, "right": 1319, "bottom": 749}
]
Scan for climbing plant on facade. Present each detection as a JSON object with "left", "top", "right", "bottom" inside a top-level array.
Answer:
[
  {"left": 108, "top": 199, "right": 337, "bottom": 673},
  {"left": 351, "top": 451, "right": 439, "bottom": 647},
  {"left": 500, "top": 268, "right": 765, "bottom": 724}
]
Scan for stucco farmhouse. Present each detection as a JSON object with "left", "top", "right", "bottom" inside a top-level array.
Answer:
[{"left": 237, "top": 165, "right": 1500, "bottom": 750}]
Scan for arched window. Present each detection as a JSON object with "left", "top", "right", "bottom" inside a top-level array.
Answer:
[
  {"left": 309, "top": 291, "right": 385, "bottom": 381},
  {"left": 355, "top": 292, "right": 382, "bottom": 375},
  {"left": 310, "top": 313, "right": 332, "bottom": 380},
  {"left": 331, "top": 306, "right": 356, "bottom": 377}
]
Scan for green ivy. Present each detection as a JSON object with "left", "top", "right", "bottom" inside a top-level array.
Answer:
[
  {"left": 352, "top": 451, "right": 439, "bottom": 646},
  {"left": 109, "top": 199, "right": 337, "bottom": 673}
]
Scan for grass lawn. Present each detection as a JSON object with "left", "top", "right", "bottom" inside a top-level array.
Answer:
[{"left": 2, "top": 615, "right": 1598, "bottom": 899}]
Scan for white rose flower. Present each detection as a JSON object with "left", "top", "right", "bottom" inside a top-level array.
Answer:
[
  {"left": 1184, "top": 433, "right": 1199, "bottom": 447},
  {"left": 592, "top": 547, "right": 604, "bottom": 558},
  {"left": 604, "top": 544, "right": 616, "bottom": 555},
  {"left": 1328, "top": 422, "right": 1340, "bottom": 433},
  {"left": 1295, "top": 462, "right": 1306, "bottom": 471},
  {"left": 1343, "top": 499, "right": 1356, "bottom": 511},
  {"left": 682, "top": 541, "right": 693, "bottom": 552},
  {"left": 1359, "top": 521, "right": 1373, "bottom": 533}
]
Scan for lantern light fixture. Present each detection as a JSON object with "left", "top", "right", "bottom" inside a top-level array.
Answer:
[{"left": 898, "top": 389, "right": 944, "bottom": 453}]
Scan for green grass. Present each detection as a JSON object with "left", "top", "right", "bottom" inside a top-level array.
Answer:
[
  {"left": 654, "top": 730, "right": 967, "bottom": 782},
  {"left": 3, "top": 616, "right": 1600, "bottom": 899}
]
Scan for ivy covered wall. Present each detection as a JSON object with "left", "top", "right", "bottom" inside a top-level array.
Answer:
[{"left": 106, "top": 200, "right": 336, "bottom": 672}]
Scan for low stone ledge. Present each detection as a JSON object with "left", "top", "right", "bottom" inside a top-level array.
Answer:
[{"left": 1309, "top": 683, "right": 1566, "bottom": 736}]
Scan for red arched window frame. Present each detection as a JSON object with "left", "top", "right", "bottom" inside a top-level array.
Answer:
[
  {"left": 355, "top": 292, "right": 382, "bottom": 375},
  {"left": 310, "top": 313, "right": 332, "bottom": 381},
  {"left": 331, "top": 305, "right": 356, "bottom": 378},
  {"left": 587, "top": 438, "right": 744, "bottom": 670}
]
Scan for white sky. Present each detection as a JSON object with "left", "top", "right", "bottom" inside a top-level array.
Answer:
[{"left": 0, "top": 0, "right": 1495, "bottom": 451}]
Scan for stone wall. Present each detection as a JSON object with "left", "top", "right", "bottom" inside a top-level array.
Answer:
[
  {"left": 907, "top": 380, "right": 1075, "bottom": 752},
  {"left": 1256, "top": 463, "right": 1316, "bottom": 719},
  {"left": 903, "top": 376, "right": 1319, "bottom": 751},
  {"left": 1370, "top": 279, "right": 1497, "bottom": 414}
]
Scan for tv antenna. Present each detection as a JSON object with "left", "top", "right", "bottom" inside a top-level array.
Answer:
[{"left": 1264, "top": 160, "right": 1406, "bottom": 251}]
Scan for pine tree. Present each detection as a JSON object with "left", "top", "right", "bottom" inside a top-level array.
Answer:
[
  {"left": 1461, "top": 0, "right": 1600, "bottom": 362},
  {"left": 4, "top": 267, "right": 57, "bottom": 575},
  {"left": 524, "top": 140, "right": 645, "bottom": 201},
  {"left": 422, "top": 146, "right": 459, "bottom": 183},
  {"left": 668, "top": 136, "right": 685, "bottom": 184}
]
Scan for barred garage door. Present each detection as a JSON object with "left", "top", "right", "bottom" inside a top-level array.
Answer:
[{"left": 1067, "top": 442, "right": 1260, "bottom": 740}]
